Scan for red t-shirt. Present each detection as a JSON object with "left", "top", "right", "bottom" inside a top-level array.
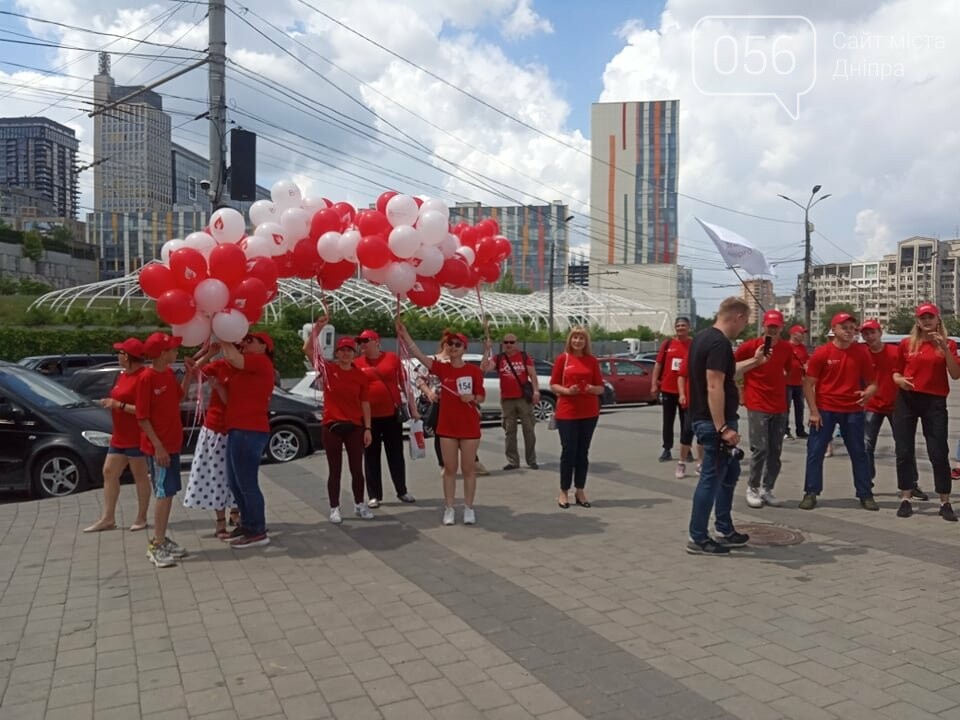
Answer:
[
  {"left": 677, "top": 357, "right": 689, "bottom": 409},
  {"left": 734, "top": 338, "right": 793, "bottom": 414},
  {"left": 785, "top": 341, "right": 809, "bottom": 386},
  {"left": 656, "top": 337, "right": 691, "bottom": 394},
  {"left": 135, "top": 367, "right": 184, "bottom": 455},
  {"left": 109, "top": 367, "right": 145, "bottom": 449},
  {"left": 896, "top": 338, "right": 959, "bottom": 398},
  {"left": 321, "top": 360, "right": 370, "bottom": 425},
  {"left": 806, "top": 342, "right": 876, "bottom": 413},
  {"left": 494, "top": 351, "right": 532, "bottom": 400},
  {"left": 551, "top": 353, "right": 603, "bottom": 420},
  {"left": 866, "top": 344, "right": 899, "bottom": 414},
  {"left": 225, "top": 353, "right": 274, "bottom": 433},
  {"left": 431, "top": 360, "right": 485, "bottom": 438},
  {"left": 201, "top": 359, "right": 231, "bottom": 434},
  {"left": 354, "top": 352, "right": 402, "bottom": 419}
]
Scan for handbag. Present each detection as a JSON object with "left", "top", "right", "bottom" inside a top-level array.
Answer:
[
  {"left": 548, "top": 353, "right": 568, "bottom": 430},
  {"left": 500, "top": 351, "right": 534, "bottom": 403},
  {"left": 367, "top": 356, "right": 409, "bottom": 423},
  {"left": 422, "top": 401, "right": 439, "bottom": 431},
  {"left": 408, "top": 419, "right": 426, "bottom": 459}
]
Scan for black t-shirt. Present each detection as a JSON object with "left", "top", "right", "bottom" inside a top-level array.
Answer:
[{"left": 688, "top": 327, "right": 738, "bottom": 425}]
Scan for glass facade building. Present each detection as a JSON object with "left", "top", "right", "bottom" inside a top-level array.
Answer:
[
  {"left": 86, "top": 210, "right": 208, "bottom": 279},
  {"left": 0, "top": 117, "right": 79, "bottom": 218}
]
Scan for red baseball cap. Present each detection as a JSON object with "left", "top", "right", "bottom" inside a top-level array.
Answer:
[
  {"left": 336, "top": 336, "right": 357, "bottom": 351},
  {"left": 860, "top": 319, "right": 882, "bottom": 331},
  {"left": 144, "top": 332, "right": 182, "bottom": 358},
  {"left": 113, "top": 337, "right": 146, "bottom": 358},
  {"left": 246, "top": 332, "right": 274, "bottom": 353},
  {"left": 357, "top": 329, "right": 380, "bottom": 341},
  {"left": 831, "top": 312, "right": 857, "bottom": 327},
  {"left": 788, "top": 325, "right": 807, "bottom": 335},
  {"left": 762, "top": 309, "right": 784, "bottom": 327},
  {"left": 916, "top": 303, "right": 940, "bottom": 318}
]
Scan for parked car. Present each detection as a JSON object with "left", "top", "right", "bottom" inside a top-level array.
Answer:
[
  {"left": 597, "top": 357, "right": 658, "bottom": 404},
  {"left": 18, "top": 354, "right": 117, "bottom": 383},
  {"left": 67, "top": 364, "right": 323, "bottom": 464},
  {"left": 0, "top": 360, "right": 114, "bottom": 498},
  {"left": 633, "top": 352, "right": 660, "bottom": 363}
]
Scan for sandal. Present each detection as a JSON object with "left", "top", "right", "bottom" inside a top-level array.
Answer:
[
  {"left": 83, "top": 520, "right": 116, "bottom": 533},
  {"left": 129, "top": 520, "right": 148, "bottom": 532},
  {"left": 214, "top": 518, "right": 230, "bottom": 539},
  {"left": 228, "top": 509, "right": 240, "bottom": 527}
]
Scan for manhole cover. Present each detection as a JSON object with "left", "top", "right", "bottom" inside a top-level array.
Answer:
[{"left": 737, "top": 523, "right": 805, "bottom": 546}]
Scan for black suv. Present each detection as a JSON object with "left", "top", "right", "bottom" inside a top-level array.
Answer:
[
  {"left": 67, "top": 364, "right": 323, "bottom": 464},
  {"left": 18, "top": 354, "right": 118, "bottom": 383}
]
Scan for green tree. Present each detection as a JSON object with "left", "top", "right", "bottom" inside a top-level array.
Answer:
[
  {"left": 50, "top": 225, "right": 74, "bottom": 244},
  {"left": 0, "top": 277, "right": 18, "bottom": 295},
  {"left": 21, "top": 230, "right": 43, "bottom": 262},
  {"left": 491, "top": 271, "right": 531, "bottom": 295},
  {"left": 944, "top": 315, "right": 960, "bottom": 337},
  {"left": 819, "top": 302, "right": 857, "bottom": 340},
  {"left": 886, "top": 306, "right": 915, "bottom": 334}
]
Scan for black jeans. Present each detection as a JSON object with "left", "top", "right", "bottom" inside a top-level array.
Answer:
[
  {"left": 660, "top": 392, "right": 685, "bottom": 451},
  {"left": 557, "top": 417, "right": 599, "bottom": 491},
  {"left": 364, "top": 415, "right": 408, "bottom": 500},
  {"left": 893, "top": 391, "right": 951, "bottom": 495},
  {"left": 785, "top": 384, "right": 804, "bottom": 433},
  {"left": 864, "top": 411, "right": 919, "bottom": 488}
]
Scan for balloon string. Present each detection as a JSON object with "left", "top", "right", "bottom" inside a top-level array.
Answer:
[{"left": 476, "top": 287, "right": 490, "bottom": 343}]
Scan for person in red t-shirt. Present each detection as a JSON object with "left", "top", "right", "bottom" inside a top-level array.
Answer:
[
  {"left": 354, "top": 329, "right": 416, "bottom": 506},
  {"left": 138, "top": 332, "right": 192, "bottom": 567},
  {"left": 784, "top": 325, "right": 810, "bottom": 439},
  {"left": 481, "top": 333, "right": 541, "bottom": 471},
  {"left": 398, "top": 320, "right": 485, "bottom": 526},
  {"left": 799, "top": 313, "right": 878, "bottom": 511},
  {"left": 892, "top": 304, "right": 960, "bottom": 520},
  {"left": 860, "top": 320, "right": 929, "bottom": 502},
  {"left": 735, "top": 310, "right": 793, "bottom": 508},
  {"left": 651, "top": 317, "right": 692, "bottom": 462},
  {"left": 549, "top": 326, "right": 604, "bottom": 509},
  {"left": 84, "top": 337, "right": 151, "bottom": 533}
]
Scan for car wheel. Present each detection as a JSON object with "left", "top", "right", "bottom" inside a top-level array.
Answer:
[
  {"left": 32, "top": 450, "right": 88, "bottom": 498},
  {"left": 266, "top": 424, "right": 308, "bottom": 463},
  {"left": 533, "top": 395, "right": 556, "bottom": 422}
]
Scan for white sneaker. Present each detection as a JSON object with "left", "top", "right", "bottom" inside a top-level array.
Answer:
[
  {"left": 745, "top": 487, "right": 763, "bottom": 508},
  {"left": 463, "top": 507, "right": 476, "bottom": 525},
  {"left": 761, "top": 490, "right": 784, "bottom": 507},
  {"left": 367, "top": 498, "right": 380, "bottom": 508},
  {"left": 674, "top": 462, "right": 686, "bottom": 479},
  {"left": 330, "top": 507, "right": 342, "bottom": 524},
  {"left": 355, "top": 503, "right": 375, "bottom": 520},
  {"left": 442, "top": 506, "right": 456, "bottom": 525}
]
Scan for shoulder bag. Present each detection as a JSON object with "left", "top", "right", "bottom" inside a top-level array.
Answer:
[{"left": 500, "top": 352, "right": 534, "bottom": 403}]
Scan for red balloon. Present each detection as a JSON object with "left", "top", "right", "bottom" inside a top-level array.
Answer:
[
  {"left": 466, "top": 266, "right": 480, "bottom": 288},
  {"left": 375, "top": 190, "right": 398, "bottom": 215},
  {"left": 476, "top": 219, "right": 497, "bottom": 239},
  {"left": 231, "top": 277, "right": 267, "bottom": 321},
  {"left": 139, "top": 264, "right": 175, "bottom": 299},
  {"left": 310, "top": 208, "right": 343, "bottom": 241},
  {"left": 356, "top": 235, "right": 391, "bottom": 269},
  {"left": 407, "top": 276, "right": 441, "bottom": 308},
  {"left": 293, "top": 237, "right": 322, "bottom": 272},
  {"left": 275, "top": 251, "right": 296, "bottom": 278},
  {"left": 475, "top": 236, "right": 499, "bottom": 265},
  {"left": 460, "top": 226, "right": 479, "bottom": 249},
  {"left": 317, "top": 263, "right": 350, "bottom": 291},
  {"left": 333, "top": 201, "right": 357, "bottom": 230},
  {"left": 246, "top": 256, "right": 279, "bottom": 289},
  {"left": 169, "top": 248, "right": 208, "bottom": 291},
  {"left": 477, "top": 262, "right": 501, "bottom": 283},
  {"left": 156, "top": 288, "right": 196, "bottom": 325},
  {"left": 264, "top": 282, "right": 279, "bottom": 304},
  {"left": 451, "top": 221, "right": 470, "bottom": 237},
  {"left": 484, "top": 218, "right": 500, "bottom": 235},
  {"left": 357, "top": 210, "right": 391, "bottom": 237},
  {"left": 494, "top": 235, "right": 512, "bottom": 261},
  {"left": 328, "top": 259, "right": 356, "bottom": 281},
  {"left": 321, "top": 197, "right": 333, "bottom": 208},
  {"left": 436, "top": 257, "right": 470, "bottom": 288},
  {"left": 208, "top": 244, "right": 247, "bottom": 289}
]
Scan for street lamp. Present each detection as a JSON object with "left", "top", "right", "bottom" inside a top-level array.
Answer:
[
  {"left": 778, "top": 185, "right": 831, "bottom": 337},
  {"left": 548, "top": 213, "right": 575, "bottom": 360}
]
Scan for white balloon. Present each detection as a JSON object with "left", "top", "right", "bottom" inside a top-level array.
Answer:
[
  {"left": 317, "top": 231, "right": 344, "bottom": 262},
  {"left": 208, "top": 208, "right": 246, "bottom": 244},
  {"left": 455, "top": 246, "right": 476, "bottom": 266},
  {"left": 439, "top": 233, "right": 459, "bottom": 259},
  {"left": 388, "top": 225, "right": 421, "bottom": 259},
  {"left": 271, "top": 179, "right": 303, "bottom": 211},
  {"left": 362, "top": 265, "right": 388, "bottom": 285},
  {"left": 448, "top": 287, "right": 469, "bottom": 298},
  {"left": 418, "top": 197, "right": 449, "bottom": 220},
  {"left": 339, "top": 229, "right": 361, "bottom": 263},
  {"left": 249, "top": 199, "right": 277, "bottom": 227},
  {"left": 301, "top": 196, "right": 328, "bottom": 214},
  {"left": 184, "top": 231, "right": 217, "bottom": 261},
  {"left": 193, "top": 278, "right": 230, "bottom": 314},
  {"left": 172, "top": 313, "right": 212, "bottom": 347},
  {"left": 254, "top": 222, "right": 288, "bottom": 256},
  {"left": 243, "top": 233, "right": 273, "bottom": 259},
  {"left": 385, "top": 194, "right": 419, "bottom": 228},
  {"left": 211, "top": 309, "right": 250, "bottom": 343},
  {"left": 413, "top": 246, "right": 443, "bottom": 277},
  {"left": 416, "top": 210, "right": 448, "bottom": 246},
  {"left": 280, "top": 207, "right": 310, "bottom": 241},
  {"left": 160, "top": 239, "right": 185, "bottom": 264},
  {"left": 384, "top": 262, "right": 417, "bottom": 296}
]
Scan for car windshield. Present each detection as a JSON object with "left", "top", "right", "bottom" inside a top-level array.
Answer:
[{"left": 0, "top": 366, "right": 94, "bottom": 409}]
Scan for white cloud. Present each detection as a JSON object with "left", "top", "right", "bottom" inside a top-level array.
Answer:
[
  {"left": 854, "top": 209, "right": 893, "bottom": 261},
  {"left": 501, "top": 0, "right": 554, "bottom": 40}
]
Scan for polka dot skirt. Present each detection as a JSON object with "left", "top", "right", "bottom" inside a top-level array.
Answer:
[{"left": 183, "top": 426, "right": 234, "bottom": 510}]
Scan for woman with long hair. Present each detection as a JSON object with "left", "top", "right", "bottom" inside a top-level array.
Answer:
[
  {"left": 84, "top": 337, "right": 151, "bottom": 533},
  {"left": 893, "top": 304, "right": 960, "bottom": 520},
  {"left": 550, "top": 327, "right": 604, "bottom": 509},
  {"left": 397, "top": 321, "right": 485, "bottom": 525},
  {"left": 304, "top": 316, "right": 374, "bottom": 524}
]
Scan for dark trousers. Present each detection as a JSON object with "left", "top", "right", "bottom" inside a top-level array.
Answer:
[
  {"left": 225, "top": 429, "right": 269, "bottom": 535},
  {"left": 803, "top": 410, "right": 872, "bottom": 499},
  {"left": 864, "top": 411, "right": 920, "bottom": 488},
  {"left": 323, "top": 425, "right": 366, "bottom": 507},
  {"left": 785, "top": 385, "right": 805, "bottom": 432},
  {"left": 893, "top": 391, "right": 951, "bottom": 495},
  {"left": 689, "top": 420, "right": 740, "bottom": 543},
  {"left": 364, "top": 415, "right": 407, "bottom": 500},
  {"left": 557, "top": 417, "right": 598, "bottom": 491},
  {"left": 661, "top": 392, "right": 686, "bottom": 451}
]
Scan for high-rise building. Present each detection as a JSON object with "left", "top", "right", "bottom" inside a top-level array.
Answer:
[
  {"left": 0, "top": 117, "right": 79, "bottom": 218},
  {"left": 740, "top": 278, "right": 775, "bottom": 326}
]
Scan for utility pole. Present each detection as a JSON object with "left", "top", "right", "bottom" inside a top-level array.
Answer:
[
  {"left": 779, "top": 186, "right": 831, "bottom": 338},
  {"left": 208, "top": 0, "right": 227, "bottom": 208},
  {"left": 547, "top": 211, "right": 574, "bottom": 360}
]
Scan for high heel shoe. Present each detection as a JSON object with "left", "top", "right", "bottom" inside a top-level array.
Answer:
[
  {"left": 558, "top": 497, "right": 570, "bottom": 509},
  {"left": 575, "top": 496, "right": 592, "bottom": 508}
]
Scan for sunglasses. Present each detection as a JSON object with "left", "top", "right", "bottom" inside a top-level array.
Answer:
[
  {"left": 116, "top": 350, "right": 128, "bottom": 356},
  {"left": 446, "top": 341, "right": 464, "bottom": 348},
  {"left": 502, "top": 340, "right": 516, "bottom": 344},
  {"left": 357, "top": 338, "right": 370, "bottom": 344}
]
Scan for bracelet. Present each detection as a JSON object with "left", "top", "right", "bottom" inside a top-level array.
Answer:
[
  {"left": 120, "top": 402, "right": 126, "bottom": 411},
  {"left": 364, "top": 427, "right": 371, "bottom": 430},
  {"left": 718, "top": 424, "right": 728, "bottom": 434}
]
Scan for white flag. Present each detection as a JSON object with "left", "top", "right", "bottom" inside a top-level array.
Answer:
[{"left": 695, "top": 218, "right": 776, "bottom": 278}]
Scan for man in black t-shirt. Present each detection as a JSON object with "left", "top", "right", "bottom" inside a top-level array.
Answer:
[{"left": 687, "top": 297, "right": 767, "bottom": 555}]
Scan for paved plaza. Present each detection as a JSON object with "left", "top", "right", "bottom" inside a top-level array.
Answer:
[{"left": 5, "top": 404, "right": 960, "bottom": 719}]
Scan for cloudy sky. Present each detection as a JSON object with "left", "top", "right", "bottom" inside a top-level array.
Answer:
[{"left": 2, "top": 0, "right": 958, "bottom": 311}]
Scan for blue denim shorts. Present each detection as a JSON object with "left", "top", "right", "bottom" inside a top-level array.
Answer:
[
  {"left": 148, "top": 454, "right": 182, "bottom": 498},
  {"left": 107, "top": 446, "right": 144, "bottom": 457}
]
